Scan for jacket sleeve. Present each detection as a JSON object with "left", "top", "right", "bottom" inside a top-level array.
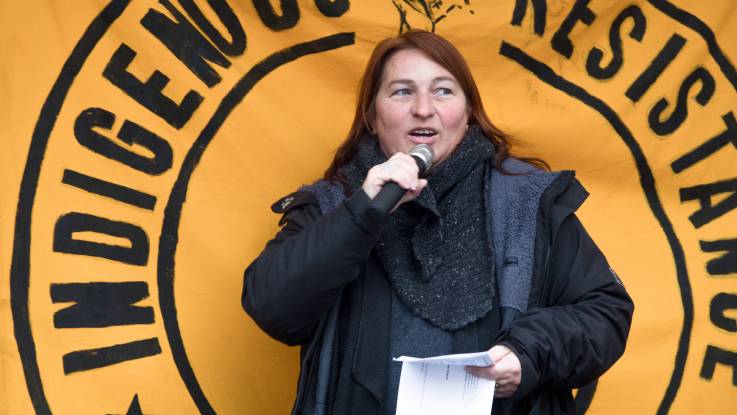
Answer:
[
  {"left": 242, "top": 189, "right": 387, "bottom": 346},
  {"left": 497, "top": 215, "right": 634, "bottom": 397}
]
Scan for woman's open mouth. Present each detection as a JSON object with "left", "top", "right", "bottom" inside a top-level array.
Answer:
[{"left": 408, "top": 127, "right": 438, "bottom": 143}]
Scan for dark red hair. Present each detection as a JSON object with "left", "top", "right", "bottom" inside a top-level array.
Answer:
[{"left": 324, "top": 30, "right": 546, "bottom": 183}]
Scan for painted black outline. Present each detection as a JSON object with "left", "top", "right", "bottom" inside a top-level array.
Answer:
[
  {"left": 575, "top": 380, "right": 597, "bottom": 414},
  {"left": 9, "top": 1, "right": 130, "bottom": 414},
  {"left": 157, "top": 32, "right": 356, "bottom": 414},
  {"left": 647, "top": 0, "right": 737, "bottom": 94},
  {"left": 498, "top": 42, "right": 693, "bottom": 415}
]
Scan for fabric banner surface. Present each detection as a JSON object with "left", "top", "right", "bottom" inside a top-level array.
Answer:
[{"left": 1, "top": 0, "right": 736, "bottom": 413}]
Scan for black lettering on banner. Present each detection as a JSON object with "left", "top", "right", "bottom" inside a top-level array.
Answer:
[
  {"left": 710, "top": 293, "right": 737, "bottom": 332},
  {"left": 586, "top": 5, "right": 646, "bottom": 80},
  {"left": 53, "top": 212, "right": 149, "bottom": 266},
  {"left": 178, "top": 0, "right": 246, "bottom": 56},
  {"left": 103, "top": 43, "right": 203, "bottom": 129},
  {"left": 125, "top": 395, "right": 144, "bottom": 415},
  {"left": 679, "top": 177, "right": 737, "bottom": 228},
  {"left": 10, "top": 1, "right": 130, "bottom": 412},
  {"left": 51, "top": 282, "right": 155, "bottom": 328},
  {"left": 315, "top": 0, "right": 349, "bottom": 18},
  {"left": 252, "top": 0, "right": 299, "bottom": 31},
  {"left": 74, "top": 107, "right": 173, "bottom": 175},
  {"left": 141, "top": 0, "right": 231, "bottom": 88},
  {"left": 700, "top": 238, "right": 737, "bottom": 276},
  {"left": 62, "top": 338, "right": 162, "bottom": 374},
  {"left": 511, "top": 0, "right": 546, "bottom": 35},
  {"left": 672, "top": 112, "right": 737, "bottom": 173},
  {"left": 551, "top": 0, "right": 596, "bottom": 59},
  {"left": 700, "top": 345, "right": 737, "bottom": 386},
  {"left": 62, "top": 169, "right": 157, "bottom": 211},
  {"left": 625, "top": 33, "right": 686, "bottom": 102},
  {"left": 648, "top": 67, "right": 715, "bottom": 136}
]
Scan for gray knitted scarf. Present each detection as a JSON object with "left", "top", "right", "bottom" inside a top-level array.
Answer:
[{"left": 341, "top": 126, "right": 496, "bottom": 330}]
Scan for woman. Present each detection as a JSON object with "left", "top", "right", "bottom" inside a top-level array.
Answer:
[{"left": 242, "top": 30, "right": 633, "bottom": 414}]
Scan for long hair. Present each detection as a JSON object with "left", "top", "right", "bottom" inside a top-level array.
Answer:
[{"left": 324, "top": 30, "right": 546, "bottom": 183}]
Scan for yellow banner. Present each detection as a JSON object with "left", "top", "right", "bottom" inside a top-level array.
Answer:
[{"left": 1, "top": 0, "right": 735, "bottom": 413}]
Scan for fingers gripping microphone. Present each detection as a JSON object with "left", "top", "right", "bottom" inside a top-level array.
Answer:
[{"left": 371, "top": 144, "right": 434, "bottom": 214}]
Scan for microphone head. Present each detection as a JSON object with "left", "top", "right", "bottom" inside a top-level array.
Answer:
[{"left": 409, "top": 144, "right": 434, "bottom": 173}]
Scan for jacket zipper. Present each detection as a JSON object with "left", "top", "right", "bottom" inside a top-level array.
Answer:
[
  {"left": 537, "top": 245, "right": 552, "bottom": 307},
  {"left": 535, "top": 171, "right": 574, "bottom": 307}
]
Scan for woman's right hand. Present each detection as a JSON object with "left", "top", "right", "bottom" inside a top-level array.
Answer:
[{"left": 362, "top": 152, "right": 428, "bottom": 210}]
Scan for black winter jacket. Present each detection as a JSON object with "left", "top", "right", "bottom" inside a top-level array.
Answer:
[{"left": 243, "top": 166, "right": 634, "bottom": 414}]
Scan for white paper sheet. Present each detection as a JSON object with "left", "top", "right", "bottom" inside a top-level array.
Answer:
[
  {"left": 395, "top": 350, "right": 495, "bottom": 366},
  {"left": 393, "top": 351, "right": 495, "bottom": 415}
]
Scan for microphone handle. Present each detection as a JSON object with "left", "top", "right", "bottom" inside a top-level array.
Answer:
[
  {"left": 370, "top": 155, "right": 426, "bottom": 214},
  {"left": 370, "top": 181, "right": 406, "bottom": 214}
]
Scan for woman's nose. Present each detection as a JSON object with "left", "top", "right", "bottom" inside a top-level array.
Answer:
[{"left": 411, "top": 93, "right": 434, "bottom": 118}]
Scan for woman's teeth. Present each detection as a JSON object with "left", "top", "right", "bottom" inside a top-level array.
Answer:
[{"left": 410, "top": 129, "right": 437, "bottom": 137}]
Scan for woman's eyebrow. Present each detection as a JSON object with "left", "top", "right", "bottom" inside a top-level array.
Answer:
[
  {"left": 387, "top": 79, "right": 415, "bottom": 87},
  {"left": 387, "top": 76, "right": 457, "bottom": 87},
  {"left": 432, "top": 76, "right": 457, "bottom": 84}
]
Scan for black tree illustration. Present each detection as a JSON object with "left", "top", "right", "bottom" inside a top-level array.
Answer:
[{"left": 391, "top": 0, "right": 474, "bottom": 33}]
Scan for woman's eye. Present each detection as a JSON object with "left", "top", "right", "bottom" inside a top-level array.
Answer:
[
  {"left": 392, "top": 88, "right": 411, "bottom": 96},
  {"left": 435, "top": 87, "right": 453, "bottom": 96}
]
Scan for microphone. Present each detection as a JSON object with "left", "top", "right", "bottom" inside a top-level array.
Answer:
[{"left": 370, "top": 144, "right": 434, "bottom": 214}]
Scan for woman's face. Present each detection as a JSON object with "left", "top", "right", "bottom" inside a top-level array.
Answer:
[{"left": 372, "top": 48, "right": 470, "bottom": 165}]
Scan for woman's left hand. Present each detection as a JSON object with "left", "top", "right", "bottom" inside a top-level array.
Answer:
[{"left": 465, "top": 345, "right": 521, "bottom": 398}]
